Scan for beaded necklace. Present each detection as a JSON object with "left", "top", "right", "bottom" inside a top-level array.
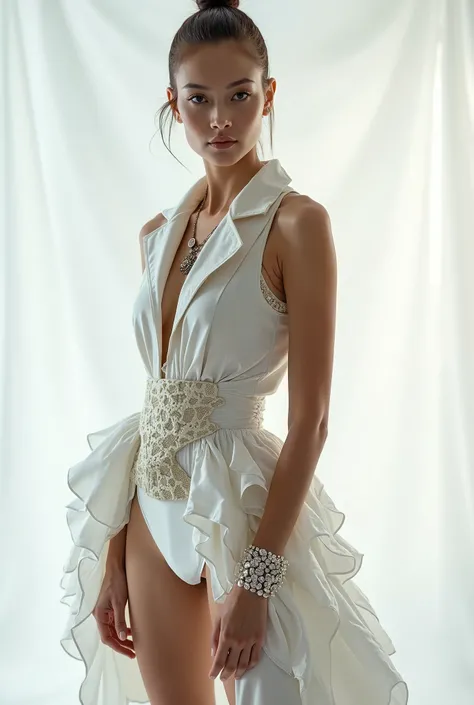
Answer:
[{"left": 179, "top": 185, "right": 218, "bottom": 275}]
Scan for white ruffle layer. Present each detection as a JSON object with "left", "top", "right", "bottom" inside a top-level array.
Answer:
[{"left": 60, "top": 413, "right": 409, "bottom": 705}]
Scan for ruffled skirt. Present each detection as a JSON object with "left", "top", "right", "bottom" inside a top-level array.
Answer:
[{"left": 60, "top": 411, "right": 409, "bottom": 705}]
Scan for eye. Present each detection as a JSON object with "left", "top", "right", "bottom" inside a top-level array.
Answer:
[
  {"left": 188, "top": 94, "right": 206, "bottom": 104},
  {"left": 187, "top": 91, "right": 251, "bottom": 105},
  {"left": 232, "top": 91, "right": 251, "bottom": 101}
]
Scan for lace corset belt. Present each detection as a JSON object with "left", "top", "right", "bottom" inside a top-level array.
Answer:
[{"left": 130, "top": 378, "right": 265, "bottom": 501}]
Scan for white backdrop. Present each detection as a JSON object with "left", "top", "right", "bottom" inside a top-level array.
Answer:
[{"left": 1, "top": 1, "right": 472, "bottom": 703}]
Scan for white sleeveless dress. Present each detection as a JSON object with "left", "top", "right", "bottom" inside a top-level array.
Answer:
[{"left": 60, "top": 159, "right": 409, "bottom": 705}]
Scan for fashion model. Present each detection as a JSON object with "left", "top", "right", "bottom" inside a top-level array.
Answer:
[{"left": 60, "top": 1, "right": 409, "bottom": 704}]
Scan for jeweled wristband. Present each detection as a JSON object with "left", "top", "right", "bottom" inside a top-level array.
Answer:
[{"left": 234, "top": 544, "right": 289, "bottom": 598}]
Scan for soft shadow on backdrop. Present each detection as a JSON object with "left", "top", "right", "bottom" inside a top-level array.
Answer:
[{"left": 1, "top": 1, "right": 473, "bottom": 704}]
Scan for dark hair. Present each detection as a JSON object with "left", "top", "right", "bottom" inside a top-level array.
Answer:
[{"left": 152, "top": 0, "right": 274, "bottom": 167}]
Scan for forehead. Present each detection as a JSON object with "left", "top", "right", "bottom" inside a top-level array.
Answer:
[{"left": 176, "top": 41, "right": 260, "bottom": 88}]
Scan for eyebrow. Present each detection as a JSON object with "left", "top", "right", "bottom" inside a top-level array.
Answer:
[{"left": 181, "top": 78, "right": 256, "bottom": 90}]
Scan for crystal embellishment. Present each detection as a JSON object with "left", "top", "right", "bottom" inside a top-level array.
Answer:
[
  {"left": 234, "top": 543, "right": 289, "bottom": 598},
  {"left": 260, "top": 273, "right": 288, "bottom": 314}
]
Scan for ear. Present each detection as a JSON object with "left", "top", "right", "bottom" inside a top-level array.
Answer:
[
  {"left": 167, "top": 87, "right": 181, "bottom": 122},
  {"left": 263, "top": 78, "right": 277, "bottom": 115}
]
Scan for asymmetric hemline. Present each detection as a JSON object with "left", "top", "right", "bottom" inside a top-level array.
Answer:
[{"left": 60, "top": 158, "right": 409, "bottom": 705}]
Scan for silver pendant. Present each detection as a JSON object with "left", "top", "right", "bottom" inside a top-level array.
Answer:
[{"left": 180, "top": 251, "right": 197, "bottom": 275}]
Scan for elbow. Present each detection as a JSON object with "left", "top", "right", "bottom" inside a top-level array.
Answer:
[{"left": 288, "top": 414, "right": 329, "bottom": 441}]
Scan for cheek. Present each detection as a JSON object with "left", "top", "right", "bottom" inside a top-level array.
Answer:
[
  {"left": 180, "top": 100, "right": 263, "bottom": 132},
  {"left": 241, "top": 100, "right": 264, "bottom": 123},
  {"left": 178, "top": 102, "right": 205, "bottom": 130},
  {"left": 182, "top": 107, "right": 202, "bottom": 129}
]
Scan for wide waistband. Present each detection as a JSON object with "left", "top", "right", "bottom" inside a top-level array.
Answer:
[
  {"left": 130, "top": 377, "right": 266, "bottom": 502},
  {"left": 147, "top": 377, "right": 265, "bottom": 429}
]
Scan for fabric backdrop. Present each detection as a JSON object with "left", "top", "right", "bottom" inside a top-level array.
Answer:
[{"left": 1, "top": 1, "right": 472, "bottom": 703}]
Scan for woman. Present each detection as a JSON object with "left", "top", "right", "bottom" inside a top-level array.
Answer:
[{"left": 60, "top": 2, "right": 409, "bottom": 704}]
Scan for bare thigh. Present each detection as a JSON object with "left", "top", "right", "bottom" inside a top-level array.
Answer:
[{"left": 125, "top": 493, "right": 215, "bottom": 705}]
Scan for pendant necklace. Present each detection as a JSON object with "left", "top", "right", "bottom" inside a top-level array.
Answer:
[{"left": 179, "top": 185, "right": 218, "bottom": 276}]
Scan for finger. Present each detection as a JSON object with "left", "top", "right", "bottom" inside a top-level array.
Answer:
[
  {"left": 93, "top": 605, "right": 112, "bottom": 624},
  {"left": 105, "top": 626, "right": 136, "bottom": 657},
  {"left": 209, "top": 618, "right": 222, "bottom": 678},
  {"left": 247, "top": 641, "right": 263, "bottom": 671},
  {"left": 98, "top": 629, "right": 135, "bottom": 658},
  {"left": 108, "top": 621, "right": 133, "bottom": 644},
  {"left": 110, "top": 633, "right": 135, "bottom": 651},
  {"left": 112, "top": 601, "right": 128, "bottom": 642},
  {"left": 107, "top": 622, "right": 135, "bottom": 649},
  {"left": 234, "top": 644, "right": 254, "bottom": 680},
  {"left": 210, "top": 616, "right": 221, "bottom": 656},
  {"left": 220, "top": 646, "right": 242, "bottom": 681},
  {"left": 97, "top": 622, "right": 135, "bottom": 658},
  {"left": 209, "top": 643, "right": 231, "bottom": 680},
  {"left": 103, "top": 635, "right": 136, "bottom": 658},
  {"left": 96, "top": 620, "right": 112, "bottom": 645}
]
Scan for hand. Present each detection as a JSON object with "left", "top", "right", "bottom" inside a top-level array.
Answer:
[
  {"left": 92, "top": 566, "right": 135, "bottom": 659},
  {"left": 209, "top": 583, "right": 268, "bottom": 681}
]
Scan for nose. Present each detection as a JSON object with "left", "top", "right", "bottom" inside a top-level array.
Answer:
[{"left": 210, "top": 113, "right": 232, "bottom": 130}]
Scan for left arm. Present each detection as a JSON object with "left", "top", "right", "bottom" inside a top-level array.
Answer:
[
  {"left": 209, "top": 200, "right": 337, "bottom": 682},
  {"left": 252, "top": 200, "right": 337, "bottom": 557}
]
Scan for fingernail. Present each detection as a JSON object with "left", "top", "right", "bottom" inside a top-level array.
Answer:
[{"left": 119, "top": 631, "right": 126, "bottom": 641}]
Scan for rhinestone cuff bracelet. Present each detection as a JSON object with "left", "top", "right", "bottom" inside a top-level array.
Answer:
[{"left": 234, "top": 544, "right": 289, "bottom": 598}]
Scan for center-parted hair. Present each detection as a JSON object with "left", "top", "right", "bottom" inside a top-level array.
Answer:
[{"left": 154, "top": 0, "right": 274, "bottom": 165}]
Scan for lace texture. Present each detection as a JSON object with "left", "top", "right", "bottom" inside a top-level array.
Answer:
[{"left": 130, "top": 378, "right": 226, "bottom": 500}]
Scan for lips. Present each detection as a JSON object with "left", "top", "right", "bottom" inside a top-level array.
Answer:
[{"left": 209, "top": 138, "right": 237, "bottom": 144}]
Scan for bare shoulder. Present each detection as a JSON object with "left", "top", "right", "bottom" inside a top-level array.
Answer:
[
  {"left": 138, "top": 213, "right": 167, "bottom": 272},
  {"left": 139, "top": 212, "right": 167, "bottom": 241},
  {"left": 274, "top": 192, "right": 335, "bottom": 273},
  {"left": 277, "top": 192, "right": 332, "bottom": 244}
]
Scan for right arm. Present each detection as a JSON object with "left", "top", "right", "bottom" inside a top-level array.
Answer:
[
  {"left": 94, "top": 214, "right": 167, "bottom": 655},
  {"left": 106, "top": 212, "right": 167, "bottom": 569}
]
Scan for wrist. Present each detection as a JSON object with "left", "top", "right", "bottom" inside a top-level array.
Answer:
[
  {"left": 105, "top": 555, "right": 126, "bottom": 574},
  {"left": 106, "top": 525, "right": 128, "bottom": 573},
  {"left": 106, "top": 543, "right": 126, "bottom": 573},
  {"left": 234, "top": 543, "right": 289, "bottom": 598}
]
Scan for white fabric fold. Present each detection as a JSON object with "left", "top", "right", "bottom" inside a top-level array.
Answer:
[
  {"left": 182, "top": 429, "right": 408, "bottom": 704},
  {"left": 60, "top": 413, "right": 149, "bottom": 705},
  {"left": 60, "top": 419, "right": 409, "bottom": 704}
]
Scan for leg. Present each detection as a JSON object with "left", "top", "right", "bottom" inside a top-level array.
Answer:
[{"left": 125, "top": 493, "right": 215, "bottom": 705}]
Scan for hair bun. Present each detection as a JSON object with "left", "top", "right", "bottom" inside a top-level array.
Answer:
[{"left": 196, "top": 0, "right": 240, "bottom": 10}]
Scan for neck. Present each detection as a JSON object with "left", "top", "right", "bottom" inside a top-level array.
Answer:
[{"left": 201, "top": 151, "right": 266, "bottom": 217}]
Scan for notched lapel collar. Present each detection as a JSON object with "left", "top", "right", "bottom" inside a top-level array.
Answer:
[
  {"left": 147, "top": 159, "right": 293, "bottom": 370},
  {"left": 170, "top": 210, "right": 243, "bottom": 338}
]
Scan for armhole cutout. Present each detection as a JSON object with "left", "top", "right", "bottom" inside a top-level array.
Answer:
[
  {"left": 259, "top": 272, "right": 288, "bottom": 314},
  {"left": 257, "top": 189, "right": 298, "bottom": 315}
]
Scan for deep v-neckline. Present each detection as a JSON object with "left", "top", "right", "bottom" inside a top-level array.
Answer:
[
  {"left": 159, "top": 210, "right": 226, "bottom": 376},
  {"left": 155, "top": 160, "right": 285, "bottom": 378},
  {"left": 159, "top": 215, "right": 192, "bottom": 376}
]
